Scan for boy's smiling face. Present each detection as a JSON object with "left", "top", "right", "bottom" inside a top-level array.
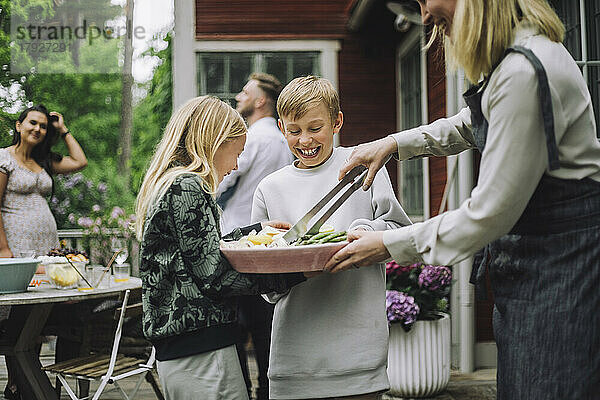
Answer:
[{"left": 279, "top": 103, "right": 343, "bottom": 169}]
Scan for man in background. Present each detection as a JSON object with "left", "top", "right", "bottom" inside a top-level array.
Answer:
[{"left": 217, "top": 72, "right": 293, "bottom": 400}]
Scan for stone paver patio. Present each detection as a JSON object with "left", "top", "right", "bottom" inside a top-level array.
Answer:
[{"left": 1, "top": 340, "right": 496, "bottom": 400}]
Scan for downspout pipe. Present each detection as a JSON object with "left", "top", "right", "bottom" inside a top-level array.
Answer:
[{"left": 445, "top": 69, "right": 475, "bottom": 373}]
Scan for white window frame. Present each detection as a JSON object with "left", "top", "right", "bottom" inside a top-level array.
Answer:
[
  {"left": 567, "top": 0, "right": 600, "bottom": 136},
  {"left": 575, "top": 0, "right": 600, "bottom": 81},
  {"left": 196, "top": 51, "right": 322, "bottom": 103},
  {"left": 396, "top": 26, "right": 429, "bottom": 221}
]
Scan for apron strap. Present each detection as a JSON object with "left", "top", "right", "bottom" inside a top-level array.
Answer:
[{"left": 506, "top": 45, "right": 560, "bottom": 171}]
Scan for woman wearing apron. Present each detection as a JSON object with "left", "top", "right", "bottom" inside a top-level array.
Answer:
[{"left": 324, "top": 0, "right": 600, "bottom": 399}]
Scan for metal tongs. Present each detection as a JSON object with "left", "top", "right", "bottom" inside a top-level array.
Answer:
[{"left": 282, "top": 165, "right": 368, "bottom": 244}]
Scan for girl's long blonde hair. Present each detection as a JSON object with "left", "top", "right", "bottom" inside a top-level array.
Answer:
[
  {"left": 135, "top": 95, "right": 246, "bottom": 240},
  {"left": 434, "top": 0, "right": 565, "bottom": 83}
]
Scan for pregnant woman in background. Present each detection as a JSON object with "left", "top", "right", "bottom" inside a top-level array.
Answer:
[{"left": 0, "top": 104, "right": 87, "bottom": 400}]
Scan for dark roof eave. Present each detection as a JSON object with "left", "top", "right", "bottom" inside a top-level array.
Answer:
[{"left": 347, "top": 0, "right": 378, "bottom": 32}]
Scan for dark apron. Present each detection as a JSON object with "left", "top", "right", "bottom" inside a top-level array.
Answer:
[{"left": 464, "top": 45, "right": 600, "bottom": 400}]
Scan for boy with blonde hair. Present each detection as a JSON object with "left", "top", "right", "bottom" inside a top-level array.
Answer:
[{"left": 251, "top": 76, "right": 411, "bottom": 399}]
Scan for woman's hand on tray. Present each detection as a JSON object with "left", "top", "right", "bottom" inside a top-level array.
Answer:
[{"left": 323, "top": 230, "right": 390, "bottom": 273}]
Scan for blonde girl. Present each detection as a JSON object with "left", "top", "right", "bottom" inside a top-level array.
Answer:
[
  {"left": 136, "top": 96, "right": 305, "bottom": 400},
  {"left": 327, "top": 1, "right": 600, "bottom": 399}
]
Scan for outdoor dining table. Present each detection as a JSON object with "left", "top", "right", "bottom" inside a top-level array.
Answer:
[{"left": 0, "top": 277, "right": 142, "bottom": 400}]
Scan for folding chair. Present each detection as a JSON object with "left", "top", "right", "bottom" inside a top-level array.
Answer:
[{"left": 42, "top": 290, "right": 164, "bottom": 400}]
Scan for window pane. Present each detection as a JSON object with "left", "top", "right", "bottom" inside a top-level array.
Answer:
[
  {"left": 400, "top": 42, "right": 424, "bottom": 216},
  {"left": 550, "top": 0, "right": 582, "bottom": 59},
  {"left": 229, "top": 53, "right": 253, "bottom": 95},
  {"left": 263, "top": 54, "right": 288, "bottom": 84},
  {"left": 264, "top": 52, "right": 320, "bottom": 84},
  {"left": 198, "top": 51, "right": 321, "bottom": 110},
  {"left": 588, "top": 86, "right": 599, "bottom": 141},
  {"left": 204, "top": 55, "right": 225, "bottom": 93},
  {"left": 548, "top": 2, "right": 599, "bottom": 135},
  {"left": 402, "top": 159, "right": 423, "bottom": 215},
  {"left": 586, "top": 1, "right": 600, "bottom": 136},
  {"left": 293, "top": 54, "right": 319, "bottom": 78}
]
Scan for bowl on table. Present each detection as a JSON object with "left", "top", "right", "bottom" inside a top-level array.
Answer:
[
  {"left": 0, "top": 258, "right": 40, "bottom": 294},
  {"left": 220, "top": 242, "right": 348, "bottom": 273},
  {"left": 37, "top": 256, "right": 86, "bottom": 289}
]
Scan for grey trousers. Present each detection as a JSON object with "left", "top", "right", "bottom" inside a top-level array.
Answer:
[{"left": 156, "top": 344, "right": 249, "bottom": 400}]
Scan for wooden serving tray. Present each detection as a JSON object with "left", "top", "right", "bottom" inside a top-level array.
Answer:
[{"left": 220, "top": 242, "right": 347, "bottom": 273}]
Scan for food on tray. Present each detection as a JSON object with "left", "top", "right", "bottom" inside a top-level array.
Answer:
[
  {"left": 221, "top": 226, "right": 347, "bottom": 249},
  {"left": 48, "top": 247, "right": 89, "bottom": 261},
  {"left": 294, "top": 230, "right": 347, "bottom": 245},
  {"left": 66, "top": 253, "right": 88, "bottom": 262},
  {"left": 46, "top": 264, "right": 79, "bottom": 287},
  {"left": 38, "top": 249, "right": 88, "bottom": 288},
  {"left": 318, "top": 224, "right": 335, "bottom": 233}
]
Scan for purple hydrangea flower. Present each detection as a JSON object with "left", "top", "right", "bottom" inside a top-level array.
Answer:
[
  {"left": 86, "top": 180, "right": 94, "bottom": 189},
  {"left": 386, "top": 290, "right": 420, "bottom": 326},
  {"left": 97, "top": 182, "right": 107, "bottom": 193},
  {"left": 78, "top": 217, "right": 94, "bottom": 228},
  {"left": 68, "top": 213, "right": 76, "bottom": 224},
  {"left": 111, "top": 206, "right": 125, "bottom": 219},
  {"left": 418, "top": 265, "right": 452, "bottom": 291},
  {"left": 92, "top": 204, "right": 101, "bottom": 212},
  {"left": 71, "top": 173, "right": 83, "bottom": 185}
]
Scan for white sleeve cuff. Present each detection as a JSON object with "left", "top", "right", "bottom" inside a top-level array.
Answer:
[
  {"left": 383, "top": 226, "right": 423, "bottom": 265},
  {"left": 390, "top": 129, "right": 427, "bottom": 161}
]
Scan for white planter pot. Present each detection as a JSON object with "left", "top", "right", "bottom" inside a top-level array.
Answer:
[{"left": 387, "top": 312, "right": 451, "bottom": 398}]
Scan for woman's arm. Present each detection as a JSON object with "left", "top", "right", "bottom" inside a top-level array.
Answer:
[
  {"left": 328, "top": 58, "right": 549, "bottom": 270},
  {"left": 49, "top": 112, "right": 88, "bottom": 174},
  {"left": 0, "top": 172, "right": 13, "bottom": 258},
  {"left": 339, "top": 107, "right": 474, "bottom": 189}
]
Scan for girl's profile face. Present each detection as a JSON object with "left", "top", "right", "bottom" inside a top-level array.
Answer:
[
  {"left": 416, "top": 0, "right": 457, "bottom": 35},
  {"left": 214, "top": 134, "right": 246, "bottom": 184},
  {"left": 16, "top": 111, "right": 48, "bottom": 147}
]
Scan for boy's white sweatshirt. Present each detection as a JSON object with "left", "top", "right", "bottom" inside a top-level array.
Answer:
[{"left": 252, "top": 146, "right": 411, "bottom": 399}]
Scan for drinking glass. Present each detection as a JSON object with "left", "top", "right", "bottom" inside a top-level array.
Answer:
[
  {"left": 90, "top": 264, "right": 110, "bottom": 289},
  {"left": 18, "top": 250, "right": 36, "bottom": 258},
  {"left": 76, "top": 263, "right": 94, "bottom": 291},
  {"left": 113, "top": 263, "right": 130, "bottom": 283},
  {"left": 111, "top": 238, "right": 128, "bottom": 265}
]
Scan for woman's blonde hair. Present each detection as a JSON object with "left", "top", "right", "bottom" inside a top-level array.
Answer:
[
  {"left": 135, "top": 96, "right": 246, "bottom": 239},
  {"left": 436, "top": 0, "right": 564, "bottom": 83}
]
